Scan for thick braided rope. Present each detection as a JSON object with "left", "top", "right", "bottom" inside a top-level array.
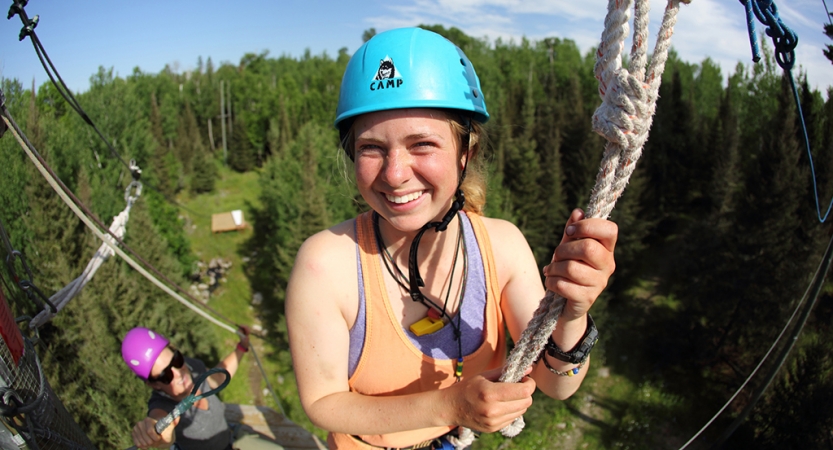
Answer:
[{"left": 462, "top": 0, "right": 689, "bottom": 442}]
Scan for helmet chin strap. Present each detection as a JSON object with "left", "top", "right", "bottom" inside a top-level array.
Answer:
[{"left": 408, "top": 118, "right": 471, "bottom": 303}]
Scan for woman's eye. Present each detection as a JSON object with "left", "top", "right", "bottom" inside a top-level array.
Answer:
[
  {"left": 413, "top": 141, "right": 437, "bottom": 149},
  {"left": 357, "top": 144, "right": 383, "bottom": 156}
]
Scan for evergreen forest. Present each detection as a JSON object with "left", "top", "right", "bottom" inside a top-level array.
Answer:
[{"left": 0, "top": 25, "right": 832, "bottom": 449}]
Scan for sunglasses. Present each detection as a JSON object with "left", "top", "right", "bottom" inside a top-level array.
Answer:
[{"left": 147, "top": 349, "right": 185, "bottom": 385}]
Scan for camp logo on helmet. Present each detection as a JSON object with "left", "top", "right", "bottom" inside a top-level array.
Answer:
[{"left": 370, "top": 56, "right": 403, "bottom": 91}]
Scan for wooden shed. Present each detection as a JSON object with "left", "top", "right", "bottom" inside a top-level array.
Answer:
[{"left": 212, "top": 210, "right": 246, "bottom": 233}]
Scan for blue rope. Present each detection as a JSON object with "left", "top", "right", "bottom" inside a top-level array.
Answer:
[{"left": 739, "top": 0, "right": 833, "bottom": 223}]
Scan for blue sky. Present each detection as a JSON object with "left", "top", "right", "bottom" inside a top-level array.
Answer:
[{"left": 0, "top": 0, "right": 831, "bottom": 96}]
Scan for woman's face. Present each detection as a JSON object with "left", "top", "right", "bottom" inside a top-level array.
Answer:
[
  {"left": 148, "top": 348, "right": 193, "bottom": 398},
  {"left": 353, "top": 108, "right": 462, "bottom": 233}
]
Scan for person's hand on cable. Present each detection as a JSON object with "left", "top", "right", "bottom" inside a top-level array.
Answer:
[
  {"left": 237, "top": 325, "right": 251, "bottom": 352},
  {"left": 131, "top": 415, "right": 179, "bottom": 449}
]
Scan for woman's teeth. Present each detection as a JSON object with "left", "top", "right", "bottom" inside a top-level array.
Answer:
[{"left": 386, "top": 191, "right": 422, "bottom": 204}]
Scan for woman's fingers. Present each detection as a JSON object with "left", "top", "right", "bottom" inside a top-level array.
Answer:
[{"left": 452, "top": 368, "right": 536, "bottom": 432}]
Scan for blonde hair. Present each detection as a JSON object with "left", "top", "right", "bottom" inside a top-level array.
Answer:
[
  {"left": 449, "top": 117, "right": 487, "bottom": 215},
  {"left": 340, "top": 110, "right": 489, "bottom": 215}
]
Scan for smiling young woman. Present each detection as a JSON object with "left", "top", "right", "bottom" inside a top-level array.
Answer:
[{"left": 285, "top": 27, "right": 618, "bottom": 450}]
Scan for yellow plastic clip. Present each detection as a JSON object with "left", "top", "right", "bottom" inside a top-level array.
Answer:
[{"left": 410, "top": 316, "right": 444, "bottom": 336}]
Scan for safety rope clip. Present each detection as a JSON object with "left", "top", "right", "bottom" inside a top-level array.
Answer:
[
  {"left": 17, "top": 280, "right": 57, "bottom": 313},
  {"left": 128, "top": 159, "right": 142, "bottom": 181},
  {"left": 5, "top": 0, "right": 27, "bottom": 20},
  {"left": 7, "top": 0, "right": 37, "bottom": 41},
  {"left": 17, "top": 14, "right": 37, "bottom": 41},
  {"left": 5, "top": 250, "right": 33, "bottom": 285},
  {"left": 124, "top": 180, "right": 143, "bottom": 204}
]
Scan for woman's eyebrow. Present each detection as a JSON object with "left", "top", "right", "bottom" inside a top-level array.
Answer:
[{"left": 405, "top": 132, "right": 444, "bottom": 141}]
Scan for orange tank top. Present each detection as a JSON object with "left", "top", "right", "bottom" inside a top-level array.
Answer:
[{"left": 329, "top": 211, "right": 506, "bottom": 449}]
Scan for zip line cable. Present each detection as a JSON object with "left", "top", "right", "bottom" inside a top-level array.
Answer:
[
  {"left": 710, "top": 232, "right": 833, "bottom": 447},
  {"left": 0, "top": 87, "right": 238, "bottom": 333},
  {"left": 3, "top": 110, "right": 237, "bottom": 331},
  {"left": 824, "top": 0, "right": 832, "bottom": 24},
  {"left": 1, "top": 111, "right": 236, "bottom": 335},
  {"left": 0, "top": 95, "right": 288, "bottom": 417},
  {"left": 677, "top": 232, "right": 833, "bottom": 449},
  {"left": 6, "top": 0, "right": 210, "bottom": 219},
  {"left": 740, "top": 0, "right": 833, "bottom": 223}
]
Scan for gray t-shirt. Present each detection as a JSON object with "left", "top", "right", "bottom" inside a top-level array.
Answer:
[{"left": 147, "top": 357, "right": 232, "bottom": 450}]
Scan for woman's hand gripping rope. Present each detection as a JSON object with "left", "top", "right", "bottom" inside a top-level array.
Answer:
[{"left": 126, "top": 368, "right": 231, "bottom": 450}]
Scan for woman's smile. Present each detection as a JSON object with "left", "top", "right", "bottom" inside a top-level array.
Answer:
[{"left": 385, "top": 190, "right": 424, "bottom": 204}]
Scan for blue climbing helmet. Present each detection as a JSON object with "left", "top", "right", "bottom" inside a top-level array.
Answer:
[{"left": 335, "top": 27, "right": 490, "bottom": 134}]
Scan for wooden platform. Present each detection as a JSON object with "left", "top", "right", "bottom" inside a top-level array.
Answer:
[
  {"left": 225, "top": 404, "right": 325, "bottom": 449},
  {"left": 211, "top": 210, "right": 246, "bottom": 233}
]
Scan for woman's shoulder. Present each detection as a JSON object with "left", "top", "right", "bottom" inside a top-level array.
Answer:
[
  {"left": 297, "top": 217, "right": 358, "bottom": 261},
  {"left": 476, "top": 215, "right": 537, "bottom": 286},
  {"left": 477, "top": 216, "right": 527, "bottom": 246},
  {"left": 288, "top": 217, "right": 361, "bottom": 328},
  {"left": 290, "top": 217, "right": 359, "bottom": 299}
]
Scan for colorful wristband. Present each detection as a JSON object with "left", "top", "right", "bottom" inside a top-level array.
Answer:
[
  {"left": 541, "top": 352, "right": 587, "bottom": 377},
  {"left": 236, "top": 343, "right": 249, "bottom": 353}
]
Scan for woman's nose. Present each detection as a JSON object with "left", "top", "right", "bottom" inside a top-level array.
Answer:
[
  {"left": 172, "top": 366, "right": 186, "bottom": 382},
  {"left": 382, "top": 148, "right": 412, "bottom": 187}
]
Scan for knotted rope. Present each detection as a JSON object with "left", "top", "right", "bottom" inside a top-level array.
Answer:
[{"left": 453, "top": 1, "right": 690, "bottom": 445}]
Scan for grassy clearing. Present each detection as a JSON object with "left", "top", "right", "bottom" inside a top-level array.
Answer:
[
  {"left": 176, "top": 165, "right": 329, "bottom": 441},
  {"left": 177, "top": 166, "right": 274, "bottom": 407}
]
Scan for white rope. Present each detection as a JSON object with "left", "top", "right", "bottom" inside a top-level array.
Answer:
[
  {"left": 455, "top": 0, "right": 690, "bottom": 443},
  {"left": 29, "top": 181, "right": 138, "bottom": 329},
  {"left": 2, "top": 115, "right": 237, "bottom": 335}
]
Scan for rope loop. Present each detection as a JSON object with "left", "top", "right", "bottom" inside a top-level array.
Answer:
[
  {"left": 743, "top": 0, "right": 797, "bottom": 71},
  {"left": 0, "top": 388, "right": 25, "bottom": 417}
]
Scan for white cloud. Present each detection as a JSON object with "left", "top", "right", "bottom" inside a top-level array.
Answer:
[{"left": 374, "top": 0, "right": 830, "bottom": 94}]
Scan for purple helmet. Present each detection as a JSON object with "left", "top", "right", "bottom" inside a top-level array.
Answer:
[{"left": 121, "top": 327, "right": 169, "bottom": 379}]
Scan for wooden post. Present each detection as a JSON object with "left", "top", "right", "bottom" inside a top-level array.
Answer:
[
  {"left": 220, "top": 80, "right": 227, "bottom": 165},
  {"left": 207, "top": 118, "right": 215, "bottom": 151},
  {"left": 227, "top": 82, "right": 233, "bottom": 136}
]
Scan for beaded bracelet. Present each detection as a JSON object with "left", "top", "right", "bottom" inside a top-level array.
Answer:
[{"left": 541, "top": 352, "right": 587, "bottom": 377}]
